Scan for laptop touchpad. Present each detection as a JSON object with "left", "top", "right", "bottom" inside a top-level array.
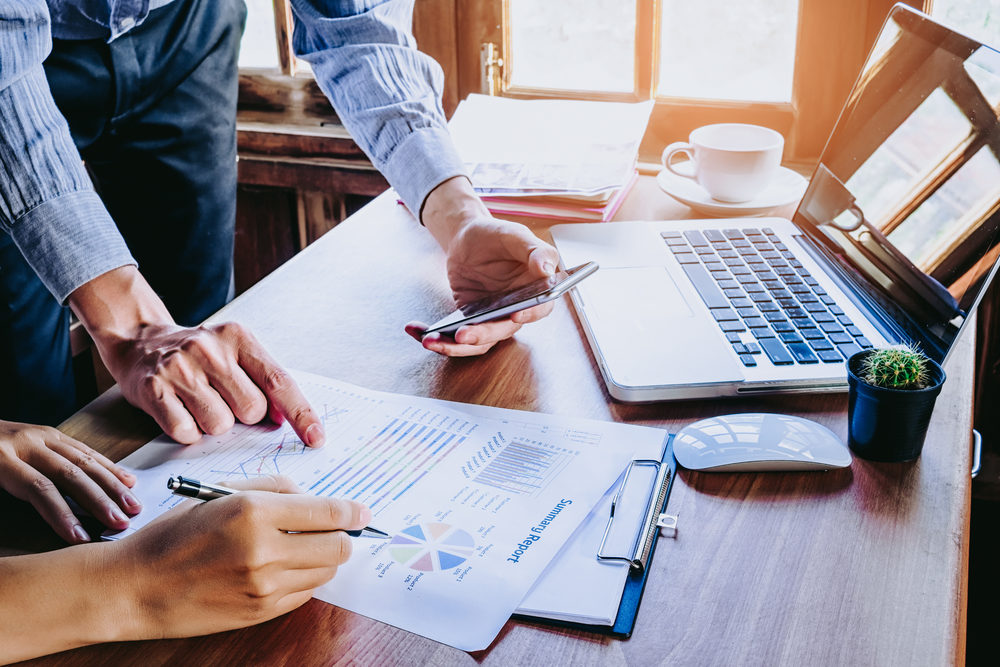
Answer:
[
  {"left": 575, "top": 267, "right": 742, "bottom": 387},
  {"left": 586, "top": 266, "right": 695, "bottom": 321}
]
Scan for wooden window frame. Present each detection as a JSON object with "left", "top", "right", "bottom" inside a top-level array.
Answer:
[
  {"left": 455, "top": 0, "right": 930, "bottom": 166},
  {"left": 235, "top": 1, "right": 935, "bottom": 166},
  {"left": 237, "top": 1, "right": 941, "bottom": 161}
]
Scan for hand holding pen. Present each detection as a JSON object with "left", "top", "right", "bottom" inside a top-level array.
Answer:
[
  {"left": 168, "top": 476, "right": 390, "bottom": 538},
  {"left": 105, "top": 474, "right": 372, "bottom": 638}
]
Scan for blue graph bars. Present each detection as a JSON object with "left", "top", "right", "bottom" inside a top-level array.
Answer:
[{"left": 307, "top": 416, "right": 466, "bottom": 512}]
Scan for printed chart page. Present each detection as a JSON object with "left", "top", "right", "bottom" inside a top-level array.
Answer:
[
  {"left": 440, "top": 400, "right": 668, "bottom": 624},
  {"left": 110, "top": 372, "right": 668, "bottom": 651}
]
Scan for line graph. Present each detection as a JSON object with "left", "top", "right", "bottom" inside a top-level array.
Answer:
[
  {"left": 209, "top": 433, "right": 307, "bottom": 478},
  {"left": 207, "top": 403, "right": 349, "bottom": 479}
]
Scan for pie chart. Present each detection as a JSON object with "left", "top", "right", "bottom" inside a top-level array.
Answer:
[{"left": 388, "top": 522, "right": 475, "bottom": 572}]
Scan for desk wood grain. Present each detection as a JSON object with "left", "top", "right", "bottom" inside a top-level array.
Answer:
[{"left": 9, "top": 178, "right": 971, "bottom": 666}]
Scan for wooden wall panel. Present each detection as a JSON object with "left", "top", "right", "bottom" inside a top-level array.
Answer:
[
  {"left": 456, "top": 1, "right": 502, "bottom": 101},
  {"left": 234, "top": 185, "right": 300, "bottom": 295},
  {"left": 413, "top": 0, "right": 460, "bottom": 115}
]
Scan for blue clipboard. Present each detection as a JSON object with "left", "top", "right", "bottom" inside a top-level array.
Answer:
[
  {"left": 513, "top": 435, "right": 676, "bottom": 637},
  {"left": 605, "top": 435, "right": 676, "bottom": 637}
]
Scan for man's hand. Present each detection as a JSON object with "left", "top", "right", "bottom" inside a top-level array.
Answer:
[
  {"left": 68, "top": 267, "right": 324, "bottom": 446},
  {"left": 102, "top": 321, "right": 325, "bottom": 446},
  {"left": 0, "top": 420, "right": 140, "bottom": 543},
  {"left": 409, "top": 176, "right": 561, "bottom": 356}
]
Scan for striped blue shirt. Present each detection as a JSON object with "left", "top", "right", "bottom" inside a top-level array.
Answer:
[
  {"left": 0, "top": 1, "right": 135, "bottom": 303},
  {"left": 1, "top": 0, "right": 466, "bottom": 303}
]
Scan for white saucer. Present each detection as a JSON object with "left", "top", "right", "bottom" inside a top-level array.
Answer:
[{"left": 656, "top": 166, "right": 808, "bottom": 217}]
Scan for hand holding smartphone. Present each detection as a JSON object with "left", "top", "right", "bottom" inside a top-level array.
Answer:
[{"left": 422, "top": 261, "right": 599, "bottom": 337}]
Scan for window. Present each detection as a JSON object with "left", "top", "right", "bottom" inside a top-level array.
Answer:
[
  {"left": 486, "top": 1, "right": 929, "bottom": 163},
  {"left": 507, "top": 0, "right": 799, "bottom": 102},
  {"left": 236, "top": 0, "right": 1000, "bottom": 168},
  {"left": 931, "top": 0, "right": 1000, "bottom": 47},
  {"left": 507, "top": 1, "right": 635, "bottom": 93},
  {"left": 239, "top": 0, "right": 308, "bottom": 75},
  {"left": 239, "top": 0, "right": 281, "bottom": 69},
  {"left": 656, "top": 0, "right": 798, "bottom": 102}
]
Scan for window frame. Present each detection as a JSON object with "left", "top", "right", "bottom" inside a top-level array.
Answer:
[
  {"left": 237, "top": 1, "right": 931, "bottom": 164},
  {"left": 485, "top": 0, "right": 928, "bottom": 164}
]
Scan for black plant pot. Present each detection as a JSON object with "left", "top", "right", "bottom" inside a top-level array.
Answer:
[{"left": 846, "top": 350, "right": 946, "bottom": 462}]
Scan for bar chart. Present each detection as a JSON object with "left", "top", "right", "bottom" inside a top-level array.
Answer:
[
  {"left": 472, "top": 440, "right": 576, "bottom": 496},
  {"left": 308, "top": 405, "right": 475, "bottom": 513}
]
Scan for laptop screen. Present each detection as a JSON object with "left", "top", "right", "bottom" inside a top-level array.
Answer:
[{"left": 793, "top": 4, "right": 1000, "bottom": 363}]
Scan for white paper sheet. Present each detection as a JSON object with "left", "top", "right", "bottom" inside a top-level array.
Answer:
[
  {"left": 449, "top": 94, "right": 654, "bottom": 195},
  {"left": 109, "top": 371, "right": 668, "bottom": 651}
]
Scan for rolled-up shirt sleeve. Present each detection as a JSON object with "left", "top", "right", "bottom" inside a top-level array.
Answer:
[
  {"left": 0, "top": 1, "right": 134, "bottom": 303},
  {"left": 290, "top": 0, "right": 468, "bottom": 219}
]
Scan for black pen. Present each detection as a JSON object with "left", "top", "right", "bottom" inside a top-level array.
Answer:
[{"left": 167, "top": 476, "right": 390, "bottom": 539}]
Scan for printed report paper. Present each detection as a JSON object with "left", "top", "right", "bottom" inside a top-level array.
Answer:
[{"left": 109, "top": 371, "right": 668, "bottom": 651}]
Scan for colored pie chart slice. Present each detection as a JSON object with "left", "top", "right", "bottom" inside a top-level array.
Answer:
[{"left": 389, "top": 522, "right": 476, "bottom": 572}]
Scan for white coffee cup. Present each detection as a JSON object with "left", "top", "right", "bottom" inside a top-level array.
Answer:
[{"left": 661, "top": 123, "right": 784, "bottom": 203}]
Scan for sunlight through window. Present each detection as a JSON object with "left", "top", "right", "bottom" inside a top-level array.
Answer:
[
  {"left": 239, "top": 0, "right": 279, "bottom": 69},
  {"left": 508, "top": 0, "right": 635, "bottom": 92},
  {"left": 658, "top": 0, "right": 798, "bottom": 102}
]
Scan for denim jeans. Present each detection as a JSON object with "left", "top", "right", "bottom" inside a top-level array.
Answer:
[{"left": 0, "top": 0, "right": 244, "bottom": 424}]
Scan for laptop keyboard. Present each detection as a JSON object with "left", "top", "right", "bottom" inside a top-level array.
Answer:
[{"left": 663, "top": 227, "right": 873, "bottom": 368}]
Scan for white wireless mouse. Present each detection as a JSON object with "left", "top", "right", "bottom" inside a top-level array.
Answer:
[{"left": 673, "top": 413, "right": 852, "bottom": 472}]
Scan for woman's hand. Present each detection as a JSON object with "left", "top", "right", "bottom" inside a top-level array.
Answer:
[
  {"left": 113, "top": 475, "right": 370, "bottom": 638},
  {"left": 0, "top": 420, "right": 140, "bottom": 543},
  {"left": 0, "top": 476, "right": 371, "bottom": 663}
]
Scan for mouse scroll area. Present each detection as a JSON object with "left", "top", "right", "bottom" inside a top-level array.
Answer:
[{"left": 672, "top": 413, "right": 852, "bottom": 472}]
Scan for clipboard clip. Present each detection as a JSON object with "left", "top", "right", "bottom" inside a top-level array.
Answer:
[{"left": 597, "top": 458, "right": 674, "bottom": 573}]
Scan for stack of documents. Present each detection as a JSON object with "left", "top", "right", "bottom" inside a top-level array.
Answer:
[{"left": 449, "top": 94, "right": 654, "bottom": 221}]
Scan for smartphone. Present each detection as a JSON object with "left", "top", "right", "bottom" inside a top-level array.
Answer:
[{"left": 422, "top": 261, "right": 599, "bottom": 337}]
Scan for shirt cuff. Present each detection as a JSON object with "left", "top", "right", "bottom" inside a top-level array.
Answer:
[
  {"left": 380, "top": 126, "right": 468, "bottom": 222},
  {"left": 9, "top": 190, "right": 136, "bottom": 303}
]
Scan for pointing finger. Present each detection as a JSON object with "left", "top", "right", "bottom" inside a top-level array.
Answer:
[{"left": 236, "top": 341, "right": 324, "bottom": 448}]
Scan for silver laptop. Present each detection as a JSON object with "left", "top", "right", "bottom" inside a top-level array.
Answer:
[{"left": 551, "top": 5, "right": 1000, "bottom": 402}]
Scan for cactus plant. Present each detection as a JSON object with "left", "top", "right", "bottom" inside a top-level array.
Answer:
[
  {"left": 846, "top": 345, "right": 946, "bottom": 461},
  {"left": 860, "top": 345, "right": 929, "bottom": 390}
]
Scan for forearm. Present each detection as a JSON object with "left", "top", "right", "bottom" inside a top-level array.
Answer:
[
  {"left": 67, "top": 266, "right": 174, "bottom": 361},
  {"left": 290, "top": 0, "right": 467, "bottom": 217},
  {"left": 0, "top": 545, "right": 136, "bottom": 663},
  {"left": 420, "top": 176, "right": 490, "bottom": 250},
  {"left": 1, "top": 6, "right": 135, "bottom": 304}
]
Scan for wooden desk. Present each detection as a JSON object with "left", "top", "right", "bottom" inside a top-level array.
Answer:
[{"left": 10, "top": 177, "right": 972, "bottom": 666}]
